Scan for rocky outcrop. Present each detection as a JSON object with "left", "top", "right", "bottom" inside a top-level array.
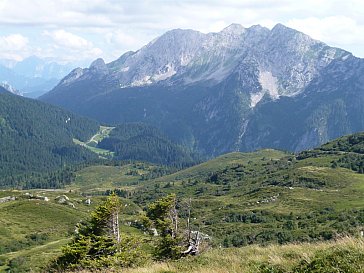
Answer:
[
  {"left": 23, "top": 193, "right": 49, "bottom": 201},
  {"left": 55, "top": 195, "right": 75, "bottom": 208},
  {"left": 0, "top": 196, "right": 16, "bottom": 203}
]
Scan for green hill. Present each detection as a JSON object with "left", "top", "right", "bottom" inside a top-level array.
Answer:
[
  {"left": 319, "top": 132, "right": 364, "bottom": 154},
  {"left": 128, "top": 145, "right": 364, "bottom": 247}
]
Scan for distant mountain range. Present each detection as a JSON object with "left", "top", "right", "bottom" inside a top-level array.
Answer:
[
  {"left": 41, "top": 23, "right": 364, "bottom": 156},
  {"left": 0, "top": 56, "right": 76, "bottom": 97}
]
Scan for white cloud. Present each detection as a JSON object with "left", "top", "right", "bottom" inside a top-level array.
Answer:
[
  {"left": 105, "top": 30, "right": 138, "bottom": 48},
  {"left": 287, "top": 16, "right": 364, "bottom": 56},
  {"left": 0, "top": 0, "right": 116, "bottom": 27},
  {"left": 288, "top": 16, "right": 364, "bottom": 45},
  {"left": 0, "top": 34, "right": 29, "bottom": 60},
  {"left": 0, "top": 0, "right": 6, "bottom": 11},
  {"left": 41, "top": 29, "right": 103, "bottom": 62},
  {"left": 0, "top": 34, "right": 28, "bottom": 50},
  {"left": 0, "top": 0, "right": 363, "bottom": 62},
  {"left": 44, "top": 29, "right": 93, "bottom": 50}
]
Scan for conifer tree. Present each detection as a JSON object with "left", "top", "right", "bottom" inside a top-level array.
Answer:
[
  {"left": 146, "top": 194, "right": 182, "bottom": 259},
  {"left": 51, "top": 194, "right": 145, "bottom": 271}
]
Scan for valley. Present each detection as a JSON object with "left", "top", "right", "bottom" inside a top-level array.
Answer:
[{"left": 1, "top": 133, "right": 364, "bottom": 271}]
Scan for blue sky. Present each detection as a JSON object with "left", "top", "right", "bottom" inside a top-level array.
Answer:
[{"left": 0, "top": 0, "right": 363, "bottom": 66}]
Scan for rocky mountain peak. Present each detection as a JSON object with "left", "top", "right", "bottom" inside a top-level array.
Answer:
[
  {"left": 89, "top": 58, "right": 109, "bottom": 75},
  {"left": 90, "top": 58, "right": 106, "bottom": 69},
  {"left": 58, "top": 67, "right": 84, "bottom": 86},
  {"left": 271, "top": 23, "right": 291, "bottom": 32},
  {"left": 51, "top": 23, "right": 351, "bottom": 99},
  {"left": 220, "top": 23, "right": 245, "bottom": 35}
]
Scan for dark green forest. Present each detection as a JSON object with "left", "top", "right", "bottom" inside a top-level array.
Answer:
[
  {"left": 97, "top": 123, "right": 200, "bottom": 167},
  {"left": 0, "top": 89, "right": 99, "bottom": 188},
  {"left": 0, "top": 92, "right": 201, "bottom": 189}
]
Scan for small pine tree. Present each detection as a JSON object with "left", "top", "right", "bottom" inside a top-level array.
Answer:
[
  {"left": 51, "top": 194, "right": 146, "bottom": 271},
  {"left": 146, "top": 194, "right": 182, "bottom": 260}
]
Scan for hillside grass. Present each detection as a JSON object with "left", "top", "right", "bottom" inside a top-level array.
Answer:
[
  {"left": 73, "top": 125, "right": 115, "bottom": 157},
  {"left": 66, "top": 149, "right": 364, "bottom": 248},
  {"left": 154, "top": 150, "right": 288, "bottom": 183},
  {"left": 73, "top": 138, "right": 114, "bottom": 157},
  {"left": 71, "top": 237, "right": 364, "bottom": 273},
  {"left": 67, "top": 162, "right": 166, "bottom": 193},
  {"left": 127, "top": 149, "right": 364, "bottom": 247},
  {"left": 2, "top": 143, "right": 364, "bottom": 271},
  {"left": 0, "top": 190, "right": 142, "bottom": 272}
]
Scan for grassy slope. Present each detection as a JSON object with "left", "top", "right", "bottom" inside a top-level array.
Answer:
[
  {"left": 66, "top": 162, "right": 166, "bottom": 193},
  {"left": 127, "top": 149, "right": 364, "bottom": 244},
  {"left": 61, "top": 148, "right": 364, "bottom": 244},
  {"left": 68, "top": 237, "right": 364, "bottom": 273},
  {"left": 0, "top": 190, "right": 88, "bottom": 271},
  {"left": 2, "top": 134, "right": 364, "bottom": 271},
  {"left": 124, "top": 237, "right": 364, "bottom": 273},
  {"left": 0, "top": 189, "right": 142, "bottom": 272},
  {"left": 155, "top": 150, "right": 287, "bottom": 181}
]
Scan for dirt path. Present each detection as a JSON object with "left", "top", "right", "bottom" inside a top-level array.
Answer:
[{"left": 87, "top": 126, "right": 114, "bottom": 145}]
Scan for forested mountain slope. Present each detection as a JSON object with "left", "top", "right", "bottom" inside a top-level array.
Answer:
[
  {"left": 97, "top": 123, "right": 199, "bottom": 166},
  {"left": 0, "top": 88, "right": 99, "bottom": 188}
]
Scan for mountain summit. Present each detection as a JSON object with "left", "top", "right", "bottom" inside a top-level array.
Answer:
[{"left": 40, "top": 24, "right": 363, "bottom": 156}]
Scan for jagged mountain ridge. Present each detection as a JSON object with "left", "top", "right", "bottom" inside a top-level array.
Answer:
[
  {"left": 49, "top": 23, "right": 348, "bottom": 100},
  {"left": 40, "top": 23, "right": 363, "bottom": 156}
]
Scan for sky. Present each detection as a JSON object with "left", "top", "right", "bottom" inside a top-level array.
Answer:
[{"left": 0, "top": 0, "right": 363, "bottom": 66}]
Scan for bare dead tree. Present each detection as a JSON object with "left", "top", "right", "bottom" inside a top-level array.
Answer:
[
  {"left": 106, "top": 194, "right": 121, "bottom": 244},
  {"left": 113, "top": 208, "right": 120, "bottom": 243},
  {"left": 169, "top": 199, "right": 178, "bottom": 239},
  {"left": 187, "top": 197, "right": 192, "bottom": 242}
]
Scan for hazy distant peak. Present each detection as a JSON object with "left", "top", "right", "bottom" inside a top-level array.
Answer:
[
  {"left": 153, "top": 28, "right": 204, "bottom": 45},
  {"left": 90, "top": 58, "right": 105, "bottom": 68},
  {"left": 89, "top": 58, "right": 109, "bottom": 76},
  {"left": 271, "top": 23, "right": 291, "bottom": 31},
  {"left": 166, "top": 28, "right": 202, "bottom": 35},
  {"left": 220, "top": 23, "right": 245, "bottom": 35},
  {"left": 270, "top": 23, "right": 305, "bottom": 37},
  {"left": 0, "top": 82, "right": 22, "bottom": 96}
]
